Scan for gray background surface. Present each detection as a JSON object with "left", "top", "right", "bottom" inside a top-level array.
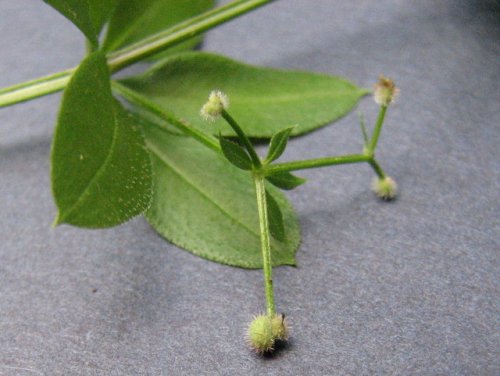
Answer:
[{"left": 0, "top": 1, "right": 499, "bottom": 375}]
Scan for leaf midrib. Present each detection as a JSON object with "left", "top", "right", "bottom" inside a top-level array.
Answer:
[{"left": 146, "top": 141, "right": 260, "bottom": 239}]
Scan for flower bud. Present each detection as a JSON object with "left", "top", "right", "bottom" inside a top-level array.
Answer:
[
  {"left": 374, "top": 75, "right": 399, "bottom": 106},
  {"left": 200, "top": 90, "right": 229, "bottom": 121},
  {"left": 372, "top": 176, "right": 397, "bottom": 200}
]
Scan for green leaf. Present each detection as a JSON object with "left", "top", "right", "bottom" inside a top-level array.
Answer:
[
  {"left": 44, "top": 0, "right": 117, "bottom": 47},
  {"left": 51, "top": 51, "right": 152, "bottom": 228},
  {"left": 121, "top": 51, "right": 369, "bottom": 138},
  {"left": 265, "top": 127, "right": 295, "bottom": 163},
  {"left": 142, "top": 126, "right": 300, "bottom": 268},
  {"left": 266, "top": 172, "right": 307, "bottom": 190},
  {"left": 103, "top": 0, "right": 214, "bottom": 56},
  {"left": 219, "top": 137, "right": 253, "bottom": 171},
  {"left": 265, "top": 189, "right": 285, "bottom": 242}
]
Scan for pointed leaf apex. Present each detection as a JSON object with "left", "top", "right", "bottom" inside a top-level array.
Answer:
[{"left": 265, "top": 126, "right": 295, "bottom": 164}]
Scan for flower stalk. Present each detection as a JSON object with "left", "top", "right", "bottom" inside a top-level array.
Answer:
[{"left": 253, "top": 173, "right": 276, "bottom": 316}]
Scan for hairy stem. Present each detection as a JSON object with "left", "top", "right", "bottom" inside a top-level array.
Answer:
[
  {"left": 0, "top": 0, "right": 274, "bottom": 108},
  {"left": 253, "top": 174, "right": 276, "bottom": 316}
]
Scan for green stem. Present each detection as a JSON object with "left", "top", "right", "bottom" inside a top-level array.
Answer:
[
  {"left": 253, "top": 174, "right": 276, "bottom": 317},
  {"left": 0, "top": 69, "right": 73, "bottom": 108},
  {"left": 265, "top": 153, "right": 388, "bottom": 181},
  {"left": 112, "top": 82, "right": 220, "bottom": 152},
  {"left": 0, "top": 0, "right": 273, "bottom": 108},
  {"left": 221, "top": 110, "right": 261, "bottom": 167},
  {"left": 266, "top": 154, "right": 370, "bottom": 174},
  {"left": 367, "top": 105, "right": 387, "bottom": 154},
  {"left": 368, "top": 158, "right": 386, "bottom": 179}
]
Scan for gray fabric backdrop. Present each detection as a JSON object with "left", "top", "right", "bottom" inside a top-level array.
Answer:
[{"left": 0, "top": 1, "right": 498, "bottom": 375}]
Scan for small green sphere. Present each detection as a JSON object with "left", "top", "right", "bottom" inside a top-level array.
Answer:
[{"left": 247, "top": 315, "right": 274, "bottom": 353}]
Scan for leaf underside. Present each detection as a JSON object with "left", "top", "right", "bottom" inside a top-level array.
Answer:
[
  {"left": 142, "top": 125, "right": 300, "bottom": 268},
  {"left": 121, "top": 51, "right": 369, "bottom": 138},
  {"left": 51, "top": 51, "right": 152, "bottom": 228}
]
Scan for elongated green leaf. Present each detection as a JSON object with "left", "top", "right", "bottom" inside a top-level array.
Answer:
[
  {"left": 44, "top": 0, "right": 117, "bottom": 46},
  {"left": 219, "top": 137, "right": 253, "bottom": 170},
  {"left": 265, "top": 127, "right": 294, "bottom": 163},
  {"left": 266, "top": 172, "right": 306, "bottom": 190},
  {"left": 51, "top": 51, "right": 152, "bottom": 228},
  {"left": 266, "top": 189, "right": 285, "bottom": 242},
  {"left": 121, "top": 52, "right": 369, "bottom": 138},
  {"left": 103, "top": 0, "right": 214, "bottom": 56},
  {"left": 142, "top": 126, "right": 300, "bottom": 268}
]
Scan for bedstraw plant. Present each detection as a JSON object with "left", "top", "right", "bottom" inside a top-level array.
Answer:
[{"left": 0, "top": 0, "right": 399, "bottom": 354}]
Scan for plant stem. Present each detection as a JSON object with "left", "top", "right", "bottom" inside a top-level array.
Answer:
[
  {"left": 112, "top": 82, "right": 220, "bottom": 152},
  {"left": 221, "top": 110, "right": 261, "bottom": 167},
  {"left": 265, "top": 153, "right": 388, "bottom": 180},
  {"left": 0, "top": 69, "right": 73, "bottom": 108},
  {"left": 368, "top": 158, "right": 386, "bottom": 179},
  {"left": 367, "top": 105, "right": 387, "bottom": 154},
  {"left": 265, "top": 154, "right": 370, "bottom": 174},
  {"left": 253, "top": 174, "right": 276, "bottom": 317},
  {"left": 0, "top": 0, "right": 274, "bottom": 108}
]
